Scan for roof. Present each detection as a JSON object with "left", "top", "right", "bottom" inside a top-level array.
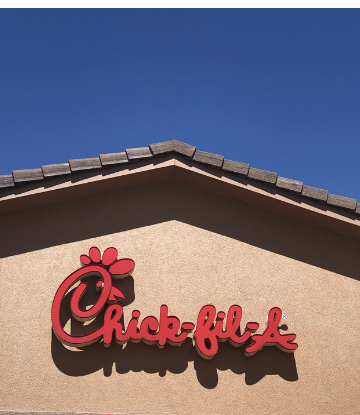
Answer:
[{"left": 0, "top": 139, "right": 358, "bottom": 216}]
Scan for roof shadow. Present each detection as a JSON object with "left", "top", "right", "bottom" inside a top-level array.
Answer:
[{"left": 1, "top": 179, "right": 360, "bottom": 281}]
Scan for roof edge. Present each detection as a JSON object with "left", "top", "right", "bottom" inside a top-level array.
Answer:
[
  {"left": 0, "top": 139, "right": 359, "bottom": 217},
  {"left": 1, "top": 154, "right": 360, "bottom": 243}
]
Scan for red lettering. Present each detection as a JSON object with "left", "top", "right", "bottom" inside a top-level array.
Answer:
[
  {"left": 52, "top": 247, "right": 298, "bottom": 359},
  {"left": 140, "top": 316, "right": 160, "bottom": 345},
  {"left": 193, "top": 305, "right": 219, "bottom": 359},
  {"left": 244, "top": 307, "right": 298, "bottom": 356},
  {"left": 193, "top": 305, "right": 257, "bottom": 359},
  {"left": 103, "top": 304, "right": 124, "bottom": 346},
  {"left": 51, "top": 264, "right": 112, "bottom": 347},
  {"left": 157, "top": 305, "right": 189, "bottom": 347},
  {"left": 127, "top": 310, "right": 143, "bottom": 343}
]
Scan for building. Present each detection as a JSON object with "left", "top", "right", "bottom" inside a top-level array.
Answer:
[{"left": 0, "top": 140, "right": 359, "bottom": 415}]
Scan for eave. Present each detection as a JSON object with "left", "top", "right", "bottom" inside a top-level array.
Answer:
[{"left": 1, "top": 150, "right": 360, "bottom": 242}]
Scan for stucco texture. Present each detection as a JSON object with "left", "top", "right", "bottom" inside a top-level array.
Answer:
[{"left": 0, "top": 180, "right": 359, "bottom": 415}]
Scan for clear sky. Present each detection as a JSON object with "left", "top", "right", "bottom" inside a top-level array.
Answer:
[{"left": 1, "top": 9, "right": 360, "bottom": 199}]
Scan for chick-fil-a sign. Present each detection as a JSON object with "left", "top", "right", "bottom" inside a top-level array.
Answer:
[{"left": 51, "top": 247, "right": 298, "bottom": 358}]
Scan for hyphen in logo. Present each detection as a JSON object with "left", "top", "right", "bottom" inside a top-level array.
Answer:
[{"left": 51, "top": 247, "right": 298, "bottom": 359}]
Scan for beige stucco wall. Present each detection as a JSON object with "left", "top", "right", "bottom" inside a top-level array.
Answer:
[{"left": 0, "top": 180, "right": 359, "bottom": 415}]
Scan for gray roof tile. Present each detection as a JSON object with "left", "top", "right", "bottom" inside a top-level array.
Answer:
[
  {"left": 1, "top": 139, "right": 358, "bottom": 218},
  {"left": 327, "top": 194, "right": 356, "bottom": 211},
  {"left": 302, "top": 185, "right": 328, "bottom": 202},
  {"left": 12, "top": 168, "right": 43, "bottom": 183},
  {"left": 222, "top": 159, "right": 249, "bottom": 176},
  {"left": 150, "top": 140, "right": 196, "bottom": 158},
  {"left": 192, "top": 150, "right": 224, "bottom": 168},
  {"left": 126, "top": 147, "right": 153, "bottom": 160},
  {"left": 100, "top": 152, "right": 128, "bottom": 166},
  {"left": 248, "top": 167, "right": 277, "bottom": 184},
  {"left": 42, "top": 163, "right": 71, "bottom": 178},
  {"left": 276, "top": 177, "right": 303, "bottom": 193},
  {"left": 69, "top": 158, "right": 102, "bottom": 172},
  {"left": 0, "top": 174, "right": 14, "bottom": 188}
]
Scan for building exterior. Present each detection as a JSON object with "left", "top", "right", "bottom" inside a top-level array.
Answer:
[{"left": 0, "top": 140, "right": 359, "bottom": 415}]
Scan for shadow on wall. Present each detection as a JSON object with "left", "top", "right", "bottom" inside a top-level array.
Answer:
[
  {"left": 1, "top": 179, "right": 360, "bottom": 281},
  {"left": 51, "top": 276, "right": 298, "bottom": 388}
]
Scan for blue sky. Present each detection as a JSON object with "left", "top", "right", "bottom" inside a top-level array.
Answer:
[{"left": 1, "top": 9, "right": 360, "bottom": 199}]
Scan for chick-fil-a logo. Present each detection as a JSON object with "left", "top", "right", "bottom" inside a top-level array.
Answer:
[{"left": 51, "top": 247, "right": 298, "bottom": 358}]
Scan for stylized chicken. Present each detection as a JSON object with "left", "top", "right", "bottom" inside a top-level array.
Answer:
[
  {"left": 52, "top": 246, "right": 135, "bottom": 346},
  {"left": 80, "top": 246, "right": 134, "bottom": 304}
]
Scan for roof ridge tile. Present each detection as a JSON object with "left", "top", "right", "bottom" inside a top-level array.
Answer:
[{"left": 149, "top": 140, "right": 196, "bottom": 158}]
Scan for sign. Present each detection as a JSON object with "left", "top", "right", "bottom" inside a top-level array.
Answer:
[{"left": 51, "top": 247, "right": 298, "bottom": 359}]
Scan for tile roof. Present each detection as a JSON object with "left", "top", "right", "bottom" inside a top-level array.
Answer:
[{"left": 0, "top": 139, "right": 358, "bottom": 216}]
